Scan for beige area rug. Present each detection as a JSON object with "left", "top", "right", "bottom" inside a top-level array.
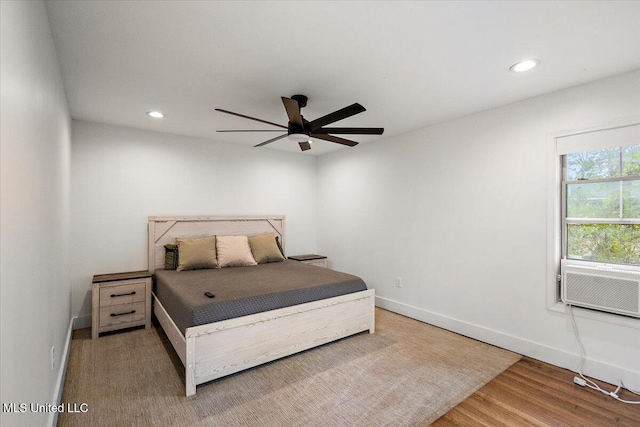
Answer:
[{"left": 58, "top": 308, "right": 520, "bottom": 426}]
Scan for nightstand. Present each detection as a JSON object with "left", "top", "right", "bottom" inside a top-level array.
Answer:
[
  {"left": 288, "top": 254, "right": 328, "bottom": 268},
  {"left": 92, "top": 270, "right": 152, "bottom": 339}
]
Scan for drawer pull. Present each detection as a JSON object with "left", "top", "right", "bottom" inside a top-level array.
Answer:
[
  {"left": 110, "top": 310, "right": 136, "bottom": 317},
  {"left": 111, "top": 291, "right": 136, "bottom": 298}
]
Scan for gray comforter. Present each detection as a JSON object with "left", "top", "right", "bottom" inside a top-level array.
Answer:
[{"left": 154, "top": 260, "right": 367, "bottom": 334}]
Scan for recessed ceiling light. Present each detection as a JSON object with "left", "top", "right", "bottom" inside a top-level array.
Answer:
[
  {"left": 509, "top": 59, "right": 540, "bottom": 73},
  {"left": 146, "top": 111, "right": 164, "bottom": 118}
]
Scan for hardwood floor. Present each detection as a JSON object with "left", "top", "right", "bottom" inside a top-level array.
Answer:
[{"left": 432, "top": 357, "right": 640, "bottom": 426}]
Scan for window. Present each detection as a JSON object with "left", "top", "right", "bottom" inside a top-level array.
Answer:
[
  {"left": 548, "top": 123, "right": 640, "bottom": 323},
  {"left": 562, "top": 145, "right": 640, "bottom": 265}
]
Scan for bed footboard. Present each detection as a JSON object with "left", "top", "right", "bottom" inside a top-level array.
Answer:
[{"left": 178, "top": 288, "right": 375, "bottom": 396}]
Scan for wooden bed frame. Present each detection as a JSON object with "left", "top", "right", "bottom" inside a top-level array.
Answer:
[{"left": 148, "top": 216, "right": 375, "bottom": 397}]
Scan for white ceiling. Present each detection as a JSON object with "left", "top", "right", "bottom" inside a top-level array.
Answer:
[{"left": 46, "top": 1, "right": 640, "bottom": 155}]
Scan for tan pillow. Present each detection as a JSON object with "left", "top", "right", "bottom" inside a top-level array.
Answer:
[
  {"left": 216, "top": 235, "right": 257, "bottom": 267},
  {"left": 249, "top": 233, "right": 285, "bottom": 264},
  {"left": 176, "top": 236, "right": 218, "bottom": 271}
]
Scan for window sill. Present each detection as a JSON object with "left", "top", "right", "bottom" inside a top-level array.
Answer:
[{"left": 547, "top": 302, "right": 640, "bottom": 329}]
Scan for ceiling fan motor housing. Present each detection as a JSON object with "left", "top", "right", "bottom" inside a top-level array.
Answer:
[{"left": 288, "top": 120, "right": 310, "bottom": 136}]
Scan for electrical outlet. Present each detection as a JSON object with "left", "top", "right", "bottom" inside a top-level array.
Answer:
[
  {"left": 50, "top": 346, "right": 55, "bottom": 371},
  {"left": 395, "top": 277, "right": 403, "bottom": 288}
]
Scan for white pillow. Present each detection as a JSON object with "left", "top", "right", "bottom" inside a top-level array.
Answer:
[{"left": 216, "top": 235, "right": 257, "bottom": 267}]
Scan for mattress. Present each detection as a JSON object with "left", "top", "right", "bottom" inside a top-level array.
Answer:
[{"left": 154, "top": 260, "right": 367, "bottom": 334}]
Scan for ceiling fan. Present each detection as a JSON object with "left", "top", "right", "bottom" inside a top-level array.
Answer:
[{"left": 215, "top": 95, "right": 384, "bottom": 151}]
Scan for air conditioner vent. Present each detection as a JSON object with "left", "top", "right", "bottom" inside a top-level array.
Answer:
[
  {"left": 565, "top": 273, "right": 639, "bottom": 313},
  {"left": 561, "top": 263, "right": 640, "bottom": 318}
]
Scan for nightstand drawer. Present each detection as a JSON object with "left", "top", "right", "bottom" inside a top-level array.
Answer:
[
  {"left": 99, "top": 301, "right": 146, "bottom": 327},
  {"left": 99, "top": 281, "right": 146, "bottom": 307}
]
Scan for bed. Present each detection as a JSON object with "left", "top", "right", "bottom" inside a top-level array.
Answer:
[{"left": 148, "top": 216, "right": 375, "bottom": 397}]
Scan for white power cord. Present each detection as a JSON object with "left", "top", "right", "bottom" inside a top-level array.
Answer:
[{"left": 569, "top": 305, "right": 640, "bottom": 405}]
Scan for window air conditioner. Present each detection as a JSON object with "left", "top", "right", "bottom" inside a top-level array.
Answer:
[{"left": 561, "top": 262, "right": 640, "bottom": 318}]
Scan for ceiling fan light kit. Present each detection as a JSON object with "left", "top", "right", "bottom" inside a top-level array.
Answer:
[
  {"left": 287, "top": 133, "right": 310, "bottom": 143},
  {"left": 216, "top": 94, "right": 383, "bottom": 152}
]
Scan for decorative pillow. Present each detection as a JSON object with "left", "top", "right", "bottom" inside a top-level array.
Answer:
[
  {"left": 216, "top": 235, "right": 257, "bottom": 267},
  {"left": 164, "top": 244, "right": 179, "bottom": 270},
  {"left": 249, "top": 233, "right": 286, "bottom": 264},
  {"left": 176, "top": 236, "right": 218, "bottom": 271}
]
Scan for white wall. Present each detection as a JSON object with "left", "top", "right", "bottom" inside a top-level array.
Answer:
[
  {"left": 317, "top": 70, "right": 640, "bottom": 388},
  {"left": 0, "top": 1, "right": 72, "bottom": 426},
  {"left": 71, "top": 120, "right": 318, "bottom": 321}
]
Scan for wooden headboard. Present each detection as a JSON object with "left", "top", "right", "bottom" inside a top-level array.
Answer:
[{"left": 148, "top": 216, "right": 285, "bottom": 273}]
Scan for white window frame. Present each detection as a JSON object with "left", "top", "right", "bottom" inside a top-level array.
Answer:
[{"left": 546, "top": 116, "right": 640, "bottom": 328}]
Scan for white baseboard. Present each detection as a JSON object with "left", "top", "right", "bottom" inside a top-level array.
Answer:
[
  {"left": 375, "top": 296, "right": 639, "bottom": 390},
  {"left": 48, "top": 316, "right": 75, "bottom": 427},
  {"left": 73, "top": 314, "right": 91, "bottom": 330}
]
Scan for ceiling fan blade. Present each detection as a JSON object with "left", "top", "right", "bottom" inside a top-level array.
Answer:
[
  {"left": 312, "top": 127, "right": 384, "bottom": 135},
  {"left": 254, "top": 134, "right": 287, "bottom": 147},
  {"left": 217, "top": 130, "right": 284, "bottom": 132},
  {"left": 282, "top": 97, "right": 303, "bottom": 127},
  {"left": 299, "top": 141, "right": 311, "bottom": 151},
  {"left": 215, "top": 108, "right": 287, "bottom": 129},
  {"left": 309, "top": 103, "right": 366, "bottom": 131},
  {"left": 310, "top": 133, "right": 359, "bottom": 147}
]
